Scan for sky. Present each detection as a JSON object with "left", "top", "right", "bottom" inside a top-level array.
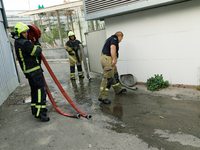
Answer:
[{"left": 2, "top": 0, "right": 76, "bottom": 11}]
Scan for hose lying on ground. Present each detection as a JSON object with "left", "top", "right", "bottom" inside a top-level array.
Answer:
[
  {"left": 120, "top": 74, "right": 138, "bottom": 90},
  {"left": 43, "top": 75, "right": 80, "bottom": 118},
  {"left": 42, "top": 54, "right": 92, "bottom": 119}
]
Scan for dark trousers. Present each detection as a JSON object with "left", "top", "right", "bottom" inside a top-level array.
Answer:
[{"left": 28, "top": 73, "right": 47, "bottom": 117}]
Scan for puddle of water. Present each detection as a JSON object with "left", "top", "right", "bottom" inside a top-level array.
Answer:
[{"left": 98, "top": 92, "right": 200, "bottom": 149}]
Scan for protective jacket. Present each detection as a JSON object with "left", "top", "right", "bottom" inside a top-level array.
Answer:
[
  {"left": 14, "top": 37, "right": 43, "bottom": 78},
  {"left": 65, "top": 37, "right": 84, "bottom": 79},
  {"left": 65, "top": 39, "right": 81, "bottom": 62}
]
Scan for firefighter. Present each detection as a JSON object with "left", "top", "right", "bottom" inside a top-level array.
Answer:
[
  {"left": 65, "top": 31, "right": 84, "bottom": 80},
  {"left": 12, "top": 22, "right": 49, "bottom": 121},
  {"left": 98, "top": 31, "right": 127, "bottom": 104}
]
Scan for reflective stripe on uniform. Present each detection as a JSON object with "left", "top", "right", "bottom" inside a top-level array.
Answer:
[
  {"left": 100, "top": 86, "right": 104, "bottom": 91},
  {"left": 36, "top": 57, "right": 39, "bottom": 63},
  {"left": 69, "top": 55, "right": 77, "bottom": 62},
  {"left": 23, "top": 66, "right": 41, "bottom": 73},
  {"left": 36, "top": 105, "right": 46, "bottom": 108},
  {"left": 35, "top": 105, "right": 46, "bottom": 116},
  {"left": 18, "top": 48, "right": 41, "bottom": 74},
  {"left": 30, "top": 45, "right": 37, "bottom": 56},
  {"left": 38, "top": 89, "right": 41, "bottom": 103},
  {"left": 71, "top": 73, "right": 75, "bottom": 77},
  {"left": 112, "top": 83, "right": 120, "bottom": 87},
  {"left": 19, "top": 48, "right": 26, "bottom": 72},
  {"left": 31, "top": 103, "right": 36, "bottom": 106},
  {"left": 78, "top": 72, "right": 83, "bottom": 75},
  {"left": 71, "top": 51, "right": 75, "bottom": 54},
  {"left": 36, "top": 107, "right": 40, "bottom": 116},
  {"left": 105, "top": 88, "right": 109, "bottom": 91}
]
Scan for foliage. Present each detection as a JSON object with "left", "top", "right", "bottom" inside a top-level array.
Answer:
[
  {"left": 145, "top": 74, "right": 169, "bottom": 91},
  {"left": 196, "top": 85, "right": 200, "bottom": 91},
  {"left": 51, "top": 24, "right": 68, "bottom": 40},
  {"left": 34, "top": 22, "right": 68, "bottom": 45}
]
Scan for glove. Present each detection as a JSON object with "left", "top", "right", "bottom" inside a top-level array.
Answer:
[{"left": 34, "top": 39, "right": 41, "bottom": 46}]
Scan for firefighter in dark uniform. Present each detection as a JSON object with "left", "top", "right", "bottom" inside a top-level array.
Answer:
[
  {"left": 12, "top": 22, "right": 49, "bottom": 121},
  {"left": 65, "top": 31, "right": 84, "bottom": 80},
  {"left": 98, "top": 31, "right": 127, "bottom": 104}
]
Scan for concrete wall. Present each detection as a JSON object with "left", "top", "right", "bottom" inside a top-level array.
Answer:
[
  {"left": 42, "top": 46, "right": 88, "bottom": 59},
  {"left": 105, "top": 0, "right": 200, "bottom": 86},
  {"left": 42, "top": 47, "right": 68, "bottom": 59}
]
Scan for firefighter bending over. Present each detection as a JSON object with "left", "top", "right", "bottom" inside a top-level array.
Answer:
[
  {"left": 65, "top": 31, "right": 84, "bottom": 80},
  {"left": 98, "top": 31, "right": 127, "bottom": 104},
  {"left": 12, "top": 22, "right": 49, "bottom": 121}
]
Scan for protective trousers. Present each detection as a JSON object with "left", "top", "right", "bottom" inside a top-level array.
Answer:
[
  {"left": 99, "top": 54, "right": 122, "bottom": 100},
  {"left": 28, "top": 73, "right": 47, "bottom": 118},
  {"left": 68, "top": 51, "right": 83, "bottom": 78}
]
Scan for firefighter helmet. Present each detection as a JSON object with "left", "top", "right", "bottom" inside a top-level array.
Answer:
[
  {"left": 68, "top": 31, "right": 75, "bottom": 37},
  {"left": 14, "top": 22, "right": 29, "bottom": 37}
]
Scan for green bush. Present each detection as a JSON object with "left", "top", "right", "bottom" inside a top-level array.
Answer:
[{"left": 145, "top": 74, "right": 169, "bottom": 91}]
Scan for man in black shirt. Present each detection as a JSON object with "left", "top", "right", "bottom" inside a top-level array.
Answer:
[{"left": 98, "top": 31, "right": 127, "bottom": 104}]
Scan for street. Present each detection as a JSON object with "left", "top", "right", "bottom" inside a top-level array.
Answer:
[{"left": 0, "top": 60, "right": 200, "bottom": 150}]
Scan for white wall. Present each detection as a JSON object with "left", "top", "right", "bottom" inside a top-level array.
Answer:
[
  {"left": 105, "top": 0, "right": 200, "bottom": 86},
  {"left": 85, "top": 29, "right": 106, "bottom": 74},
  {"left": 0, "top": 23, "right": 19, "bottom": 105}
]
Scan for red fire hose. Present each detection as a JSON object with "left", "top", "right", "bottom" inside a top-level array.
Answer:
[
  {"left": 41, "top": 54, "right": 92, "bottom": 119},
  {"left": 28, "top": 24, "right": 92, "bottom": 119},
  {"left": 43, "top": 75, "right": 80, "bottom": 118}
]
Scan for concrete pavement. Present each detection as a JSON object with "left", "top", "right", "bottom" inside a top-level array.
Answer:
[{"left": 0, "top": 59, "right": 200, "bottom": 150}]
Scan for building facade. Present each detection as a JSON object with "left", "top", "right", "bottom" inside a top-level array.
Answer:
[
  {"left": 83, "top": 0, "right": 200, "bottom": 87},
  {"left": 18, "top": 1, "right": 105, "bottom": 48},
  {"left": 6, "top": 10, "right": 32, "bottom": 31}
]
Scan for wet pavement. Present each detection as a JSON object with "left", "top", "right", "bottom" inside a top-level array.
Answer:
[{"left": 1, "top": 60, "right": 200, "bottom": 150}]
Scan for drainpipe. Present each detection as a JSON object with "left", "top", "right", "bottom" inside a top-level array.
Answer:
[{"left": 55, "top": 10, "right": 64, "bottom": 47}]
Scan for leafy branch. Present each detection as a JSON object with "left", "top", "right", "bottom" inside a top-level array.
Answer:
[{"left": 145, "top": 74, "right": 169, "bottom": 91}]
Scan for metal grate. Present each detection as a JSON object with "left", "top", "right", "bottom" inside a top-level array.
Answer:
[{"left": 85, "top": 0, "right": 147, "bottom": 14}]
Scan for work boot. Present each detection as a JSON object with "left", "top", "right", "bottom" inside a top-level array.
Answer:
[
  {"left": 38, "top": 112, "right": 50, "bottom": 122},
  {"left": 33, "top": 107, "right": 48, "bottom": 116},
  {"left": 118, "top": 88, "right": 127, "bottom": 94},
  {"left": 35, "top": 109, "right": 50, "bottom": 122},
  {"left": 39, "top": 115, "right": 50, "bottom": 122},
  {"left": 79, "top": 75, "right": 84, "bottom": 78},
  {"left": 43, "top": 108, "right": 48, "bottom": 112},
  {"left": 70, "top": 77, "right": 75, "bottom": 80},
  {"left": 98, "top": 98, "right": 111, "bottom": 104}
]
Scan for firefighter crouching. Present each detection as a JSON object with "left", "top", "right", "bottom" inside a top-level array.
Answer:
[
  {"left": 12, "top": 22, "right": 49, "bottom": 121},
  {"left": 98, "top": 31, "right": 127, "bottom": 104},
  {"left": 65, "top": 31, "right": 84, "bottom": 80}
]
